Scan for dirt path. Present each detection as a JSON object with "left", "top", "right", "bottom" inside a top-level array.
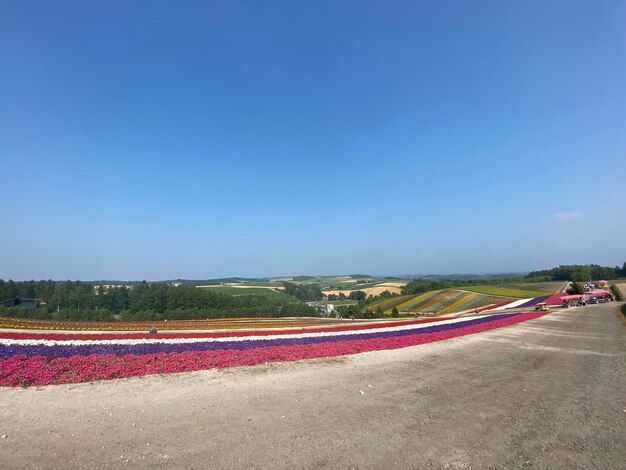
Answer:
[{"left": 1, "top": 304, "right": 624, "bottom": 469}]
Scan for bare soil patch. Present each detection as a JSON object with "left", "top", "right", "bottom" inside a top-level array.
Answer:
[{"left": 323, "top": 281, "right": 407, "bottom": 298}]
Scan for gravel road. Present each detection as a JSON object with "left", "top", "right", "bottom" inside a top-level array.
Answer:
[{"left": 1, "top": 303, "right": 624, "bottom": 469}]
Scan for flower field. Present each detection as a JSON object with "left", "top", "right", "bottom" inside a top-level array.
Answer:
[
  {"left": 440, "top": 293, "right": 479, "bottom": 314},
  {"left": 409, "top": 290, "right": 463, "bottom": 313},
  {"left": 0, "top": 311, "right": 548, "bottom": 387},
  {"left": 0, "top": 316, "right": 346, "bottom": 332},
  {"left": 374, "top": 290, "right": 527, "bottom": 315},
  {"left": 366, "top": 295, "right": 414, "bottom": 312},
  {"left": 395, "top": 290, "right": 440, "bottom": 311}
]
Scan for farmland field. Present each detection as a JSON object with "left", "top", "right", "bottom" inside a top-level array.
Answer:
[
  {"left": 492, "top": 282, "right": 565, "bottom": 293},
  {"left": 458, "top": 285, "right": 550, "bottom": 298},
  {"left": 318, "top": 276, "right": 362, "bottom": 289},
  {"left": 196, "top": 286, "right": 298, "bottom": 302},
  {"left": 324, "top": 281, "right": 406, "bottom": 298}
]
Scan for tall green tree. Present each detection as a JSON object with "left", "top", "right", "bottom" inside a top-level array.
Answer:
[{"left": 566, "top": 282, "right": 585, "bottom": 295}]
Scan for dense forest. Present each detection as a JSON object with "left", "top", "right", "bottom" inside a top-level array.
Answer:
[
  {"left": 281, "top": 282, "right": 323, "bottom": 301},
  {"left": 0, "top": 280, "right": 317, "bottom": 321}
]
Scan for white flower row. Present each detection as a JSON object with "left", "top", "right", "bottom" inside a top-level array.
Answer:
[{"left": 490, "top": 298, "right": 532, "bottom": 311}]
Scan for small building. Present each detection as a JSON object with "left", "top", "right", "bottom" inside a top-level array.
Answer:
[{"left": 0, "top": 297, "right": 40, "bottom": 309}]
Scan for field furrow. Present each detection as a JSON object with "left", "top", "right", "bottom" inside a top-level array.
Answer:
[
  {"left": 395, "top": 291, "right": 440, "bottom": 312},
  {"left": 423, "top": 290, "right": 466, "bottom": 314},
  {"left": 366, "top": 295, "right": 413, "bottom": 312},
  {"left": 408, "top": 290, "right": 455, "bottom": 313},
  {"left": 440, "top": 292, "right": 478, "bottom": 314}
]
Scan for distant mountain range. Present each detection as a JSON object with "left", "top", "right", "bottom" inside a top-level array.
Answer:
[{"left": 87, "top": 272, "right": 529, "bottom": 286}]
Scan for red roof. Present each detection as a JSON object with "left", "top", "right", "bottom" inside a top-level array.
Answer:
[
  {"left": 545, "top": 294, "right": 568, "bottom": 305},
  {"left": 559, "top": 294, "right": 583, "bottom": 300},
  {"left": 585, "top": 289, "right": 610, "bottom": 295}
]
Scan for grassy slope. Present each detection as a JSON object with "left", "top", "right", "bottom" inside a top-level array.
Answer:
[
  {"left": 493, "top": 282, "right": 564, "bottom": 293},
  {"left": 458, "top": 285, "right": 550, "bottom": 298}
]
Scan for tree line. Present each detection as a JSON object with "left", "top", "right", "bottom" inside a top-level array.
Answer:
[
  {"left": 526, "top": 263, "right": 626, "bottom": 282},
  {"left": 326, "top": 289, "right": 395, "bottom": 302},
  {"left": 0, "top": 280, "right": 317, "bottom": 321},
  {"left": 281, "top": 282, "right": 323, "bottom": 301}
]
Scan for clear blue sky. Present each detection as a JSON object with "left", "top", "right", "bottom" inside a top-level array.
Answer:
[{"left": 1, "top": 1, "right": 625, "bottom": 280}]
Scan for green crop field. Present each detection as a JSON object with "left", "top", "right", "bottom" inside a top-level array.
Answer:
[
  {"left": 494, "top": 282, "right": 565, "bottom": 294},
  {"left": 239, "top": 280, "right": 277, "bottom": 287},
  {"left": 197, "top": 286, "right": 299, "bottom": 303},
  {"left": 459, "top": 285, "right": 551, "bottom": 298}
]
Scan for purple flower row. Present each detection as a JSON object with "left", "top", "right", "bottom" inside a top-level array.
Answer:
[{"left": 517, "top": 296, "right": 551, "bottom": 308}]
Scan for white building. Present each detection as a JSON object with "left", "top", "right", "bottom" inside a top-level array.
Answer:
[{"left": 305, "top": 302, "right": 336, "bottom": 315}]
